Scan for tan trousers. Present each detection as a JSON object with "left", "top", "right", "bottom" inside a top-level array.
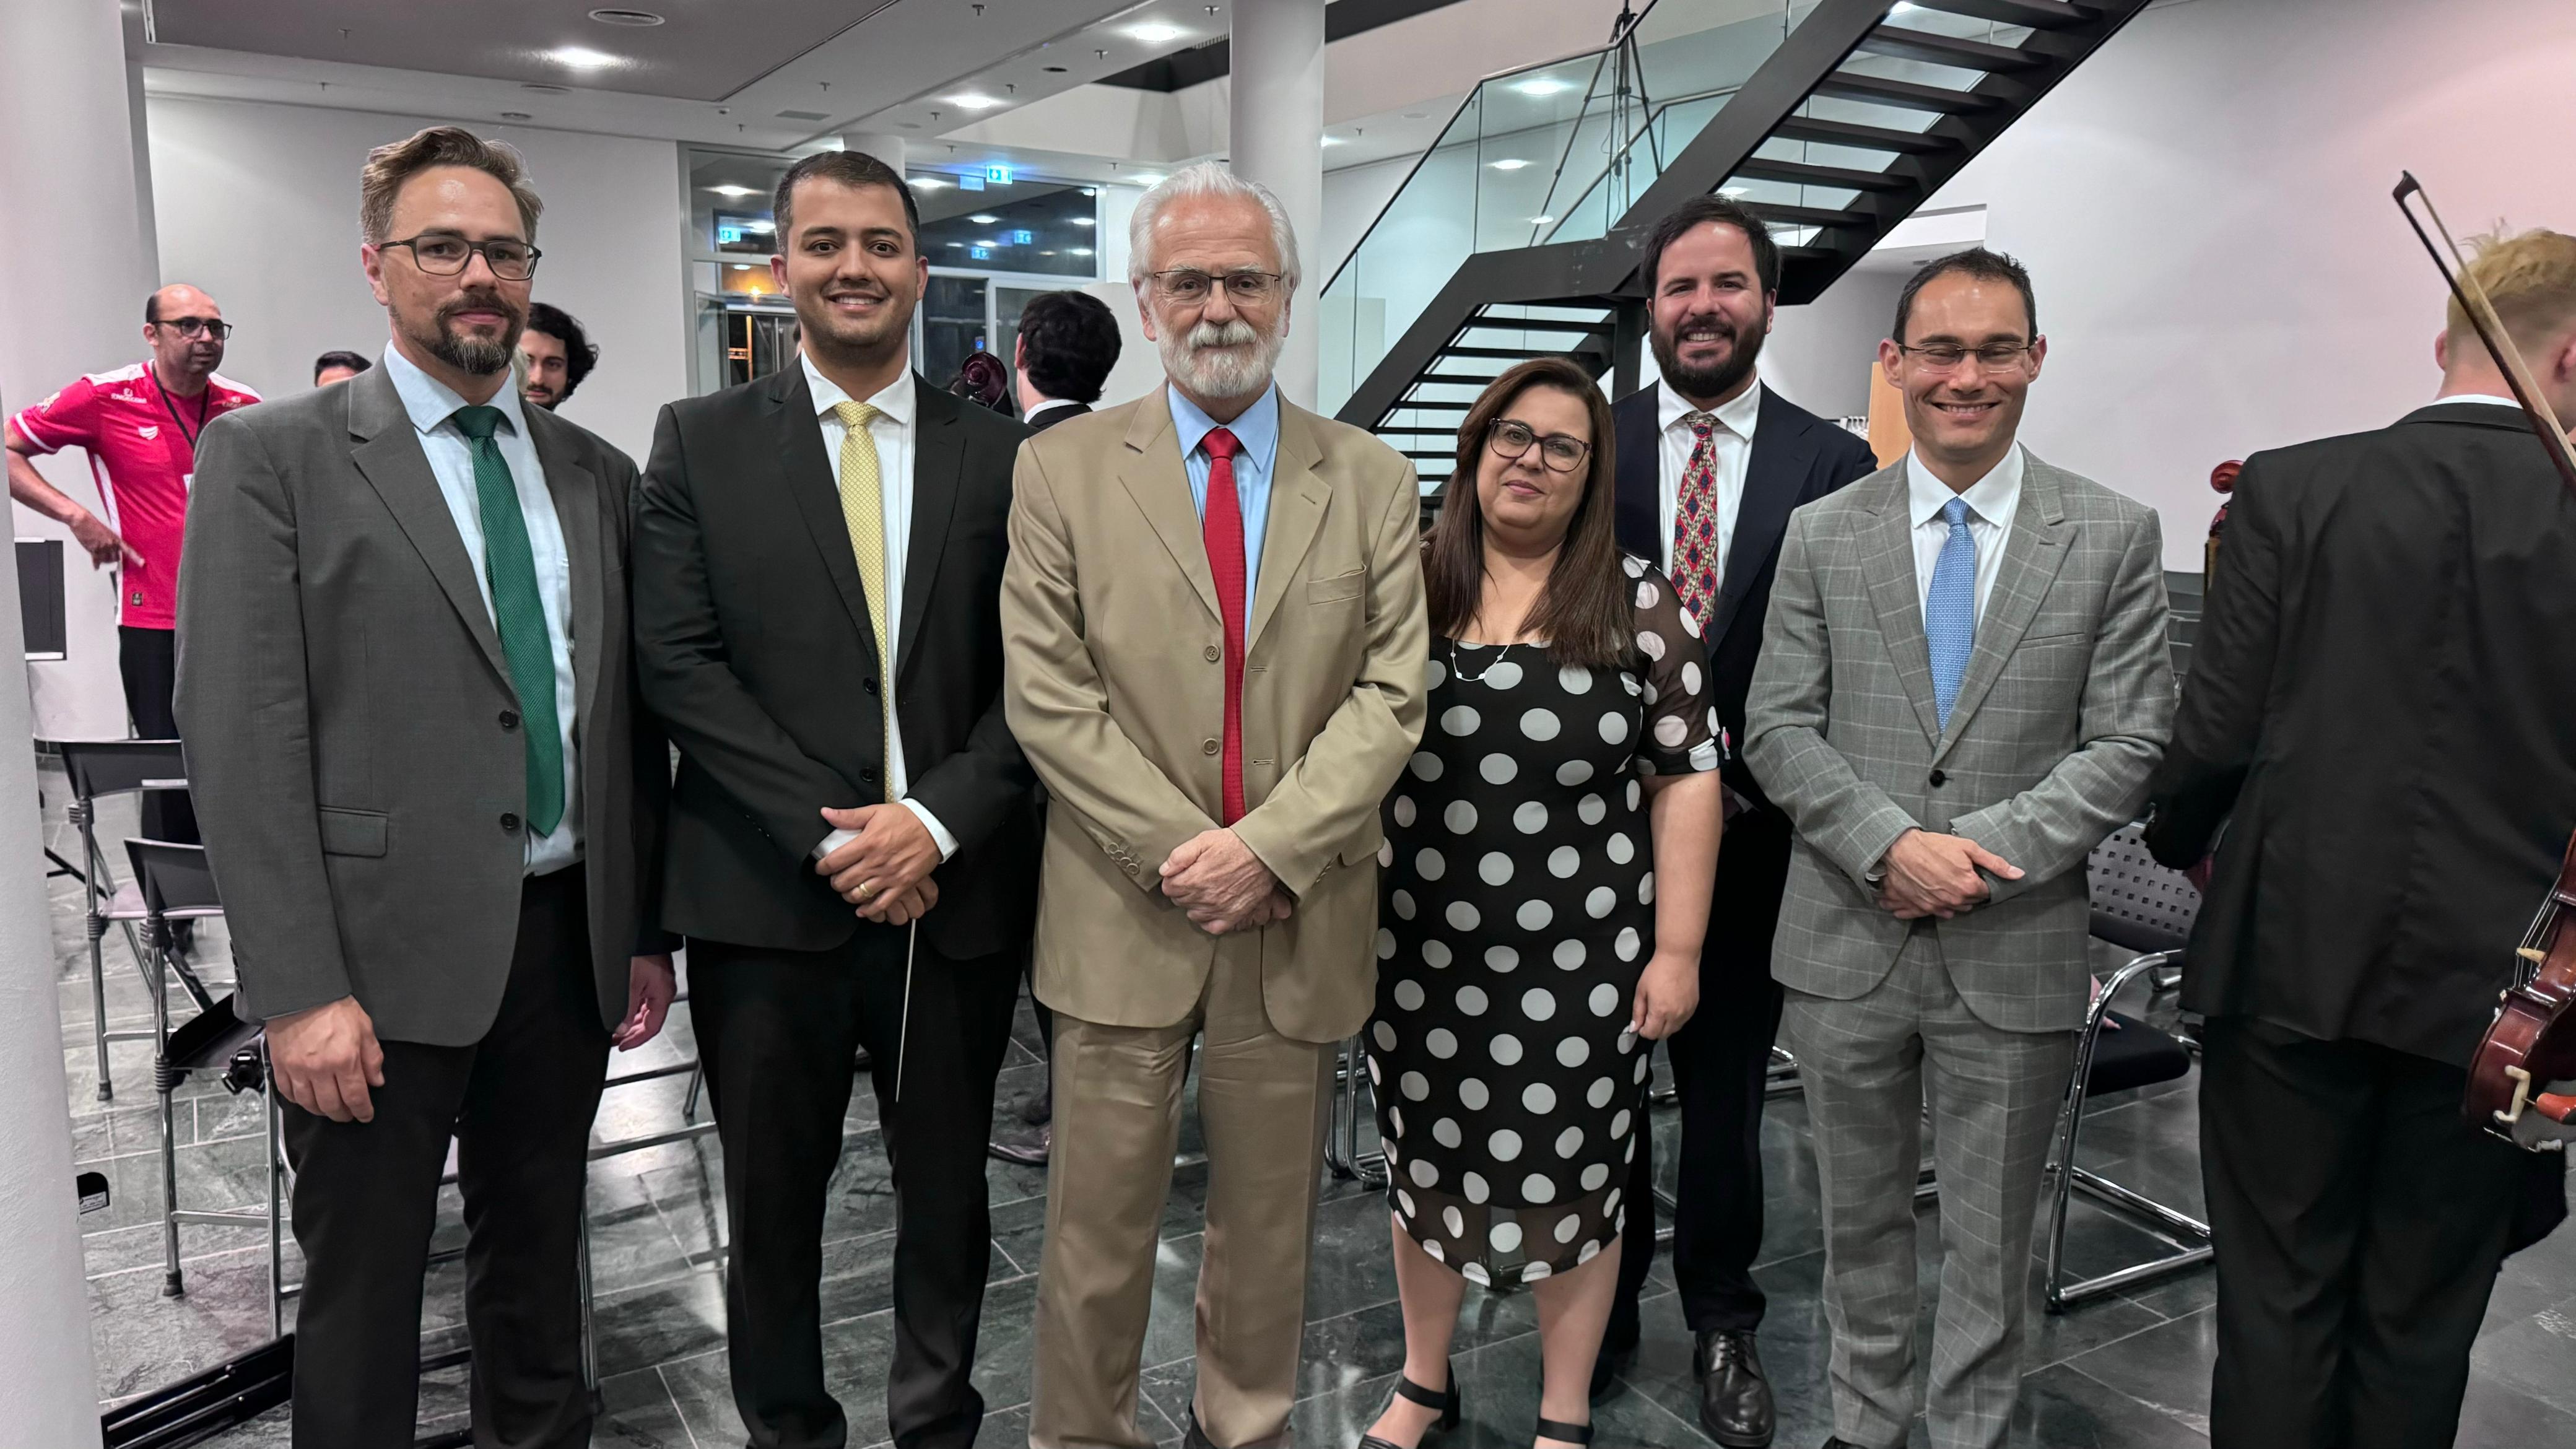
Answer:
[{"left": 1029, "top": 933, "right": 1335, "bottom": 1449}]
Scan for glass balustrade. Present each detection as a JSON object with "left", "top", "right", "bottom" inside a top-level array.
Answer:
[{"left": 1319, "top": 0, "right": 1828, "bottom": 417}]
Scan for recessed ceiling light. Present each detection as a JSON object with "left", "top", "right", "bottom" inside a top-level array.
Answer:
[
  {"left": 1125, "top": 22, "right": 1185, "bottom": 45},
  {"left": 1403, "top": 111, "right": 1429, "bottom": 120},
  {"left": 500, "top": 110, "right": 533, "bottom": 121},
  {"left": 1044, "top": 65, "right": 1068, "bottom": 73},
  {"left": 546, "top": 45, "right": 621, "bottom": 69},
  {"left": 909, "top": 176, "right": 951, "bottom": 190},
  {"left": 1070, "top": 216, "right": 1095, "bottom": 227},
  {"left": 1041, "top": 250, "right": 1058, "bottom": 256},
  {"left": 1528, "top": 215, "right": 1555, "bottom": 225},
  {"left": 947, "top": 242, "right": 965, "bottom": 248},
  {"left": 522, "top": 83, "right": 570, "bottom": 95},
  {"left": 947, "top": 92, "right": 1003, "bottom": 110},
  {"left": 1128, "top": 173, "right": 1165, "bottom": 186},
  {"left": 707, "top": 183, "right": 759, "bottom": 198},
  {"left": 1320, "top": 134, "right": 1346, "bottom": 147},
  {"left": 977, "top": 238, "right": 1000, "bottom": 248},
  {"left": 1069, "top": 246, "right": 1095, "bottom": 256},
  {"left": 588, "top": 7, "right": 664, "bottom": 25},
  {"left": 1487, "top": 158, "right": 1531, "bottom": 171},
  {"left": 1081, "top": 187, "right": 1098, "bottom": 197},
  {"left": 1720, "top": 185, "right": 1749, "bottom": 197},
  {"left": 729, "top": 263, "right": 751, "bottom": 271},
  {"left": 1513, "top": 77, "right": 1572, "bottom": 97}
]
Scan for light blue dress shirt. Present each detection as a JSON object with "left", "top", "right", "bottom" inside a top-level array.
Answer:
[
  {"left": 1168, "top": 382, "right": 1281, "bottom": 606},
  {"left": 380, "top": 344, "right": 583, "bottom": 876}
]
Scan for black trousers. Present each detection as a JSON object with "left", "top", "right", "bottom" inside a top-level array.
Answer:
[
  {"left": 118, "top": 624, "right": 197, "bottom": 843},
  {"left": 282, "top": 866, "right": 603, "bottom": 1449},
  {"left": 1611, "top": 806, "right": 1792, "bottom": 1341},
  {"left": 690, "top": 924, "right": 1020, "bottom": 1449},
  {"left": 2200, "top": 1015, "right": 2541, "bottom": 1449}
]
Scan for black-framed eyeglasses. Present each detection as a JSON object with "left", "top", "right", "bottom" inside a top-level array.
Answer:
[
  {"left": 1486, "top": 417, "right": 1591, "bottom": 472},
  {"left": 380, "top": 232, "right": 542, "bottom": 281},
  {"left": 1893, "top": 340, "right": 2037, "bottom": 372},
  {"left": 152, "top": 316, "right": 233, "bottom": 341},
  {"left": 1146, "top": 268, "right": 1284, "bottom": 306}
]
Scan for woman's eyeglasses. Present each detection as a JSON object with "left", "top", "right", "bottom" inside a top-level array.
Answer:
[{"left": 1485, "top": 417, "right": 1591, "bottom": 473}]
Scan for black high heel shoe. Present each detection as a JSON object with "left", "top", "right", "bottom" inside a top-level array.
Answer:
[
  {"left": 1534, "top": 1414, "right": 1595, "bottom": 1447},
  {"left": 1357, "top": 1360, "right": 1461, "bottom": 1448}
]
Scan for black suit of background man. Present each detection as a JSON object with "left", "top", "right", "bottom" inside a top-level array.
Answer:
[
  {"left": 633, "top": 363, "right": 1037, "bottom": 1448},
  {"left": 1607, "top": 380, "right": 1876, "bottom": 1357},
  {"left": 2146, "top": 395, "right": 2575, "bottom": 1449}
]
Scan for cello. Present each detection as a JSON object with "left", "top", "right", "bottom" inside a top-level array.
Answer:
[{"left": 2395, "top": 173, "right": 2576, "bottom": 1148}]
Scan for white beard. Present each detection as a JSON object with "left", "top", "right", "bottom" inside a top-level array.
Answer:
[{"left": 1160, "top": 318, "right": 1283, "bottom": 401}]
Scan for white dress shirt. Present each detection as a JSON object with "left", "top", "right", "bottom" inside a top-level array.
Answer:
[
  {"left": 1655, "top": 376, "right": 1764, "bottom": 589},
  {"left": 802, "top": 354, "right": 959, "bottom": 863},
  {"left": 1025, "top": 398, "right": 1084, "bottom": 427},
  {"left": 380, "top": 344, "right": 582, "bottom": 876},
  {"left": 1906, "top": 443, "right": 2025, "bottom": 627}
]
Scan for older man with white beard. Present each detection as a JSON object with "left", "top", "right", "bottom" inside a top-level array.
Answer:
[{"left": 1001, "top": 162, "right": 1429, "bottom": 1449}]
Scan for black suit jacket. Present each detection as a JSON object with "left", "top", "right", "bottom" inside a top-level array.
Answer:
[
  {"left": 633, "top": 368, "right": 1038, "bottom": 960},
  {"left": 1611, "top": 383, "right": 1878, "bottom": 808},
  {"left": 2144, "top": 403, "right": 2576, "bottom": 1065},
  {"left": 1025, "top": 399, "right": 1091, "bottom": 433}
]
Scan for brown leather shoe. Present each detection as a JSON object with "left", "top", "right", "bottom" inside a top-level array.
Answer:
[
  {"left": 1695, "top": 1330, "right": 1774, "bottom": 1447},
  {"left": 987, "top": 1121, "right": 1050, "bottom": 1166}
]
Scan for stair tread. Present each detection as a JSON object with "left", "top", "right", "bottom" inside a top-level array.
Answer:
[
  {"left": 1741, "top": 201, "right": 1873, "bottom": 230},
  {"left": 1730, "top": 157, "right": 1916, "bottom": 192},
  {"left": 1815, "top": 72, "right": 2003, "bottom": 115},
  {"left": 1770, "top": 115, "right": 1958, "bottom": 155},
  {"left": 1856, "top": 26, "right": 2050, "bottom": 73},
  {"left": 1904, "top": 0, "right": 2100, "bottom": 30}
]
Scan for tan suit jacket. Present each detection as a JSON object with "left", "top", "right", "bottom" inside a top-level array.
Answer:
[{"left": 1001, "top": 388, "right": 1428, "bottom": 1043}]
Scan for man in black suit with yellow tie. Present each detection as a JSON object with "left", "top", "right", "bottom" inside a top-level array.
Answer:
[
  {"left": 1600, "top": 195, "right": 1876, "bottom": 1446},
  {"left": 632, "top": 149, "right": 1037, "bottom": 1449}
]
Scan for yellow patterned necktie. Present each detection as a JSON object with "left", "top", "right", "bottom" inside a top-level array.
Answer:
[{"left": 832, "top": 399, "right": 897, "bottom": 802}]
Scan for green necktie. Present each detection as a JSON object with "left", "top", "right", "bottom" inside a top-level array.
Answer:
[{"left": 451, "top": 405, "right": 565, "bottom": 837}]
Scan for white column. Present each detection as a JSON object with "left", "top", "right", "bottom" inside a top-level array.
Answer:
[
  {"left": 1229, "top": 0, "right": 1326, "bottom": 408},
  {"left": 838, "top": 132, "right": 909, "bottom": 176},
  {"left": 0, "top": 1, "right": 133, "bottom": 1427},
  {"left": 0, "top": 0, "right": 161, "bottom": 740}
]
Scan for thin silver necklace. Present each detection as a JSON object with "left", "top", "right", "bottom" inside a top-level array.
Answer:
[{"left": 1448, "top": 636, "right": 1515, "bottom": 684}]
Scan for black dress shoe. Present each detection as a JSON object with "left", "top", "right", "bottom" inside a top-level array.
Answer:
[
  {"left": 986, "top": 1121, "right": 1050, "bottom": 1166},
  {"left": 1359, "top": 1360, "right": 1460, "bottom": 1448},
  {"left": 1587, "top": 1326, "right": 1636, "bottom": 1401},
  {"left": 1693, "top": 1330, "right": 1775, "bottom": 1447}
]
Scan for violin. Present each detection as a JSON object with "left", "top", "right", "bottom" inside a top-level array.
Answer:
[
  {"left": 2395, "top": 173, "right": 2576, "bottom": 1147},
  {"left": 2464, "top": 832, "right": 2576, "bottom": 1147}
]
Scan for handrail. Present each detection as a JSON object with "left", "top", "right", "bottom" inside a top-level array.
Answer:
[{"left": 1318, "top": 0, "right": 1682, "bottom": 295}]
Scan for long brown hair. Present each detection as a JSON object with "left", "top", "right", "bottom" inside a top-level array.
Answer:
[{"left": 1421, "top": 357, "right": 1627, "bottom": 667}]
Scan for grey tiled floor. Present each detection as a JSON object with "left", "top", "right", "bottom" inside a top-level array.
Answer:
[{"left": 56, "top": 765, "right": 2576, "bottom": 1447}]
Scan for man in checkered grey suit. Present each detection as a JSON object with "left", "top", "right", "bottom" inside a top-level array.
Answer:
[{"left": 1743, "top": 250, "right": 2174, "bottom": 1449}]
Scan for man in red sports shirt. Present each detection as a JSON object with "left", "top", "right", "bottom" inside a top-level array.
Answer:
[{"left": 7, "top": 282, "right": 260, "bottom": 843}]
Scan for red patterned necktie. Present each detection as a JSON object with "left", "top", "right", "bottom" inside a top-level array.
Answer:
[
  {"left": 1671, "top": 412, "right": 1722, "bottom": 627},
  {"left": 1201, "top": 426, "right": 1249, "bottom": 824}
]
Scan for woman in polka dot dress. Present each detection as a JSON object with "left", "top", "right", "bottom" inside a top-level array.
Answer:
[{"left": 1359, "top": 359, "right": 1723, "bottom": 1449}]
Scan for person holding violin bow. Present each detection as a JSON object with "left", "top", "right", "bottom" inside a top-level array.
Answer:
[{"left": 2143, "top": 220, "right": 2576, "bottom": 1449}]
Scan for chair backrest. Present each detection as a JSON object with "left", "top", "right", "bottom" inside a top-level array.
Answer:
[
  {"left": 54, "top": 739, "right": 187, "bottom": 801},
  {"left": 126, "top": 838, "right": 222, "bottom": 918},
  {"left": 2087, "top": 823, "right": 2201, "bottom": 955}
]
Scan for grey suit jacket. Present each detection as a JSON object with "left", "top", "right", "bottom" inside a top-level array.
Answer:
[
  {"left": 175, "top": 363, "right": 668, "bottom": 1046},
  {"left": 1743, "top": 453, "right": 2174, "bottom": 1032}
]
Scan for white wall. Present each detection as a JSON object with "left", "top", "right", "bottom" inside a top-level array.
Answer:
[
  {"left": 1762, "top": 269, "right": 1903, "bottom": 423},
  {"left": 1921, "top": 0, "right": 2576, "bottom": 567},
  {"left": 147, "top": 95, "right": 689, "bottom": 463}
]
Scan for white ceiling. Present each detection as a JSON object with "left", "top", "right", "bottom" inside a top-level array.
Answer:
[{"left": 129, "top": 0, "right": 1231, "bottom": 154}]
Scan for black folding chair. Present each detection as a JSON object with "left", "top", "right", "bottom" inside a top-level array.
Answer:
[
  {"left": 56, "top": 739, "right": 206, "bottom": 1100},
  {"left": 2041, "top": 824, "right": 2214, "bottom": 1310}
]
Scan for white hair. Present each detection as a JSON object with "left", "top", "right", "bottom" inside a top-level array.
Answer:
[{"left": 1126, "top": 161, "right": 1302, "bottom": 294}]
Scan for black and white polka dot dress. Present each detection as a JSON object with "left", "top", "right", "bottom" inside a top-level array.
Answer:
[{"left": 1366, "top": 555, "right": 1718, "bottom": 1286}]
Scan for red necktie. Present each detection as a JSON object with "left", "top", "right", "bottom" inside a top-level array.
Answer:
[
  {"left": 1201, "top": 427, "right": 1248, "bottom": 824},
  {"left": 1672, "top": 412, "right": 1721, "bottom": 628}
]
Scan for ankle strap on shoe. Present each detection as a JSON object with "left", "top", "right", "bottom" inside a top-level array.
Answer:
[
  {"left": 1391, "top": 1364, "right": 1453, "bottom": 1411},
  {"left": 1535, "top": 1417, "right": 1594, "bottom": 1444}
]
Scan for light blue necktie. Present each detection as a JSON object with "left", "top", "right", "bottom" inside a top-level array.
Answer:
[{"left": 1925, "top": 495, "right": 1977, "bottom": 730}]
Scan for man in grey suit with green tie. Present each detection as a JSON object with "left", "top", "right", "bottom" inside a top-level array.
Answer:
[
  {"left": 1743, "top": 250, "right": 2173, "bottom": 1449},
  {"left": 178, "top": 126, "right": 674, "bottom": 1447}
]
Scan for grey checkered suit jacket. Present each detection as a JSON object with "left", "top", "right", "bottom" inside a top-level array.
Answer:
[{"left": 1744, "top": 452, "right": 2174, "bottom": 1032}]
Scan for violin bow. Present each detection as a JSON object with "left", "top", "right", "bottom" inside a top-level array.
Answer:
[{"left": 2394, "top": 172, "right": 2576, "bottom": 500}]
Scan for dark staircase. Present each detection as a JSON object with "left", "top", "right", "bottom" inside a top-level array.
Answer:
[{"left": 1330, "top": 0, "right": 2150, "bottom": 495}]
